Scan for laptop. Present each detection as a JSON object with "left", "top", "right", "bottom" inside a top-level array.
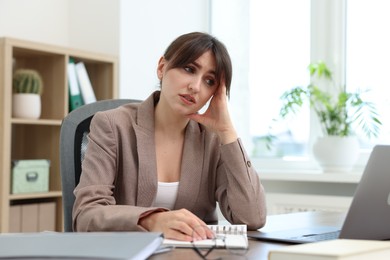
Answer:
[{"left": 249, "top": 144, "right": 390, "bottom": 244}]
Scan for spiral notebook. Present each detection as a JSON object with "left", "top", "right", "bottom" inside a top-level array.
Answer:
[{"left": 163, "top": 224, "right": 248, "bottom": 249}]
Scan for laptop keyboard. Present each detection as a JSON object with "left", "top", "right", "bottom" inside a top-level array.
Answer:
[{"left": 291, "top": 230, "right": 341, "bottom": 242}]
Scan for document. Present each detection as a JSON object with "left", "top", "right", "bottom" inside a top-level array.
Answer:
[
  {"left": 163, "top": 224, "right": 248, "bottom": 249},
  {"left": 0, "top": 232, "right": 163, "bottom": 260},
  {"left": 268, "top": 239, "right": 390, "bottom": 260},
  {"left": 75, "top": 61, "right": 97, "bottom": 104},
  {"left": 67, "top": 57, "right": 84, "bottom": 111}
]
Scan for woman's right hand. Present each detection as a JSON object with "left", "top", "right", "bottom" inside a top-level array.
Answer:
[{"left": 139, "top": 208, "right": 214, "bottom": 241}]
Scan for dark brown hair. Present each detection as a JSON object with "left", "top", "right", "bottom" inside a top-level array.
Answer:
[{"left": 163, "top": 32, "right": 232, "bottom": 97}]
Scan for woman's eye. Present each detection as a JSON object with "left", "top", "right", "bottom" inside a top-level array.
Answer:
[
  {"left": 206, "top": 78, "right": 216, "bottom": 87},
  {"left": 184, "top": 66, "right": 194, "bottom": 73}
]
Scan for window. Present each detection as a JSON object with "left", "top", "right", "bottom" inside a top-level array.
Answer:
[
  {"left": 346, "top": 0, "right": 390, "bottom": 149},
  {"left": 211, "top": 0, "right": 389, "bottom": 171},
  {"left": 249, "top": 0, "right": 310, "bottom": 159}
]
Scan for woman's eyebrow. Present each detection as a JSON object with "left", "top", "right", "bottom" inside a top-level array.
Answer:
[
  {"left": 192, "top": 61, "right": 216, "bottom": 75},
  {"left": 192, "top": 60, "right": 201, "bottom": 68}
]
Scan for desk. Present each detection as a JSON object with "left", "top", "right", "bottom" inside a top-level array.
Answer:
[{"left": 150, "top": 211, "right": 346, "bottom": 259}]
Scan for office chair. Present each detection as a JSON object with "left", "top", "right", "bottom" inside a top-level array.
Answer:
[{"left": 59, "top": 99, "right": 141, "bottom": 232}]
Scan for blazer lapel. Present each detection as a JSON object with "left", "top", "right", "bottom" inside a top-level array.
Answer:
[
  {"left": 134, "top": 93, "right": 158, "bottom": 207},
  {"left": 174, "top": 120, "right": 205, "bottom": 211}
]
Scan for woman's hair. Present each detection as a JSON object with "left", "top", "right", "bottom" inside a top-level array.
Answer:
[{"left": 163, "top": 32, "right": 232, "bottom": 97}]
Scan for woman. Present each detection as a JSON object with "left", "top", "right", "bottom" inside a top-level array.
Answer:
[{"left": 73, "top": 32, "right": 266, "bottom": 241}]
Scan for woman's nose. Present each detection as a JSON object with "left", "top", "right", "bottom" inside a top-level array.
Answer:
[{"left": 188, "top": 77, "right": 202, "bottom": 92}]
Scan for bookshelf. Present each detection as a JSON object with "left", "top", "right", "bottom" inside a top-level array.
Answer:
[{"left": 0, "top": 37, "right": 118, "bottom": 232}]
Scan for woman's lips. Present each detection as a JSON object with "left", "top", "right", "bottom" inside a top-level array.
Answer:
[{"left": 180, "top": 94, "right": 196, "bottom": 105}]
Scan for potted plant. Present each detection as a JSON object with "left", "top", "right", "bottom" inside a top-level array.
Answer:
[
  {"left": 12, "top": 69, "right": 44, "bottom": 119},
  {"left": 268, "top": 61, "right": 382, "bottom": 172}
]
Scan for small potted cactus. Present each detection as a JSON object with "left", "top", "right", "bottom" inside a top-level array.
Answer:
[{"left": 12, "top": 69, "right": 44, "bottom": 119}]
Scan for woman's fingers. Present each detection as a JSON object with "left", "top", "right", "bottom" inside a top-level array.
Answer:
[
  {"left": 176, "top": 210, "right": 212, "bottom": 240},
  {"left": 151, "top": 209, "right": 215, "bottom": 241},
  {"left": 191, "top": 225, "right": 216, "bottom": 241},
  {"left": 164, "top": 227, "right": 193, "bottom": 241},
  {"left": 187, "top": 84, "right": 228, "bottom": 129}
]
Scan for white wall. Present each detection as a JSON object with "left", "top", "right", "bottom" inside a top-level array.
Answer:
[
  {"left": 0, "top": 0, "right": 69, "bottom": 46},
  {"left": 0, "top": 0, "right": 119, "bottom": 54},
  {"left": 68, "top": 0, "right": 120, "bottom": 56},
  {"left": 0, "top": 0, "right": 210, "bottom": 100},
  {"left": 119, "top": 0, "right": 210, "bottom": 100}
]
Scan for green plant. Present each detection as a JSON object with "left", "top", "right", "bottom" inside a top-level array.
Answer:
[
  {"left": 267, "top": 61, "right": 382, "bottom": 147},
  {"left": 12, "top": 69, "right": 43, "bottom": 95}
]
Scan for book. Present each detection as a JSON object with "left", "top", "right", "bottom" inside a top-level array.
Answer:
[
  {"left": 0, "top": 232, "right": 163, "bottom": 260},
  {"left": 75, "top": 61, "right": 97, "bottom": 104},
  {"left": 163, "top": 224, "right": 248, "bottom": 249},
  {"left": 268, "top": 239, "right": 390, "bottom": 260},
  {"left": 67, "top": 57, "right": 84, "bottom": 111}
]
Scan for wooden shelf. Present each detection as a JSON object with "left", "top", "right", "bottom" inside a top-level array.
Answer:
[
  {"left": 11, "top": 118, "right": 62, "bottom": 126},
  {"left": 9, "top": 191, "right": 63, "bottom": 201},
  {"left": 0, "top": 37, "right": 118, "bottom": 232}
]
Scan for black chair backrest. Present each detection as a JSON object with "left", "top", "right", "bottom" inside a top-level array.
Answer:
[{"left": 59, "top": 99, "right": 141, "bottom": 232}]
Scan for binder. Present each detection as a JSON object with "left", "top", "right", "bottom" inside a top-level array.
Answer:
[
  {"left": 75, "top": 61, "right": 97, "bottom": 104},
  {"left": 0, "top": 232, "right": 163, "bottom": 260},
  {"left": 67, "top": 57, "right": 84, "bottom": 111}
]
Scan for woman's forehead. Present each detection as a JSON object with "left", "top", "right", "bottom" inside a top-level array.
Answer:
[{"left": 192, "top": 51, "right": 216, "bottom": 72}]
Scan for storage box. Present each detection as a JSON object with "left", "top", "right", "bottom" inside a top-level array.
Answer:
[
  {"left": 11, "top": 160, "right": 50, "bottom": 194},
  {"left": 9, "top": 202, "right": 56, "bottom": 232}
]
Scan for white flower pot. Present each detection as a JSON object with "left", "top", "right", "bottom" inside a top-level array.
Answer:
[
  {"left": 313, "top": 136, "right": 359, "bottom": 172},
  {"left": 12, "top": 93, "right": 41, "bottom": 119}
]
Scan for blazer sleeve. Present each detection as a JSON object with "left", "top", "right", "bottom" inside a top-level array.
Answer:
[
  {"left": 72, "top": 111, "right": 166, "bottom": 232},
  {"left": 215, "top": 138, "right": 267, "bottom": 230}
]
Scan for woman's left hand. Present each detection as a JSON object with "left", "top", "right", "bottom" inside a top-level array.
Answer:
[{"left": 187, "top": 83, "right": 237, "bottom": 144}]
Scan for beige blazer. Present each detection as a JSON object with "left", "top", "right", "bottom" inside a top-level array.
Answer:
[{"left": 73, "top": 91, "right": 266, "bottom": 232}]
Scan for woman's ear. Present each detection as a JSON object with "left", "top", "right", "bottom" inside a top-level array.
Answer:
[{"left": 157, "top": 56, "right": 166, "bottom": 80}]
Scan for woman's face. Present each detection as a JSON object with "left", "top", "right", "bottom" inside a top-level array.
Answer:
[{"left": 157, "top": 50, "right": 218, "bottom": 116}]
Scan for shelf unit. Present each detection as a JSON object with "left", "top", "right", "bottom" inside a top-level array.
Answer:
[{"left": 0, "top": 37, "right": 118, "bottom": 232}]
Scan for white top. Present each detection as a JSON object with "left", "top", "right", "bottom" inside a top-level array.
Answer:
[{"left": 152, "top": 182, "right": 179, "bottom": 210}]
